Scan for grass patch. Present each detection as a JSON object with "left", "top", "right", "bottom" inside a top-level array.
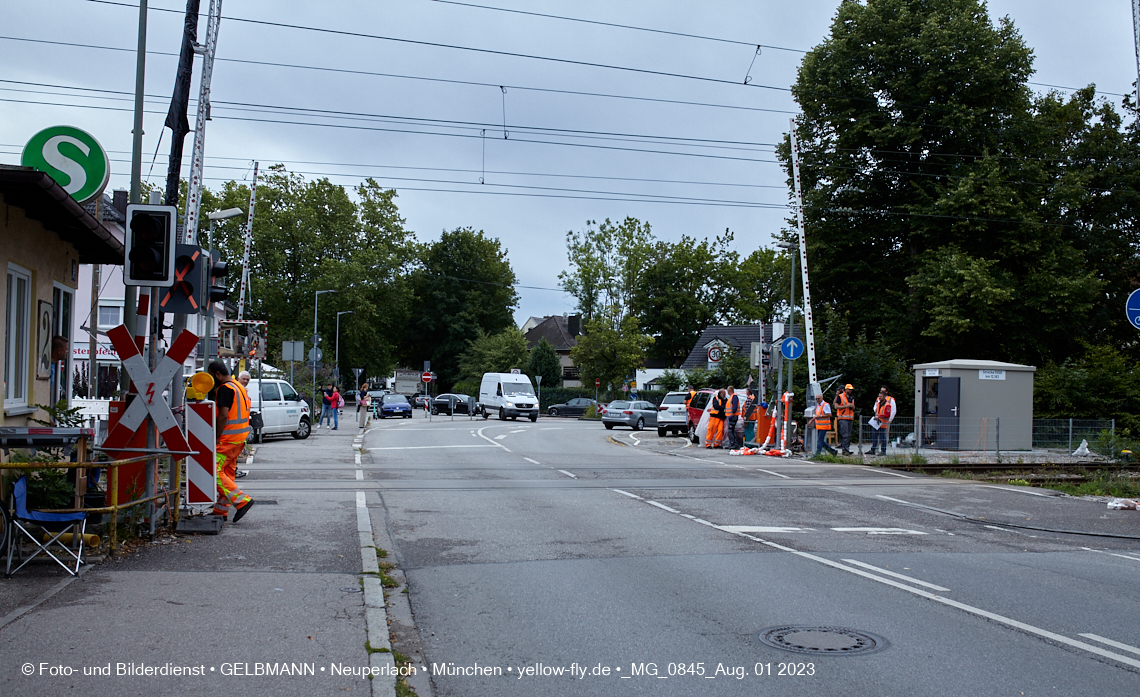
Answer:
[
  {"left": 1046, "top": 472, "right": 1140, "bottom": 498},
  {"left": 365, "top": 640, "right": 389, "bottom": 654},
  {"left": 375, "top": 547, "right": 389, "bottom": 558}
]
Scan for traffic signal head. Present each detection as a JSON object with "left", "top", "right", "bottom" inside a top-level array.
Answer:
[
  {"left": 124, "top": 204, "right": 176, "bottom": 286},
  {"left": 205, "top": 250, "right": 229, "bottom": 312},
  {"left": 158, "top": 244, "right": 204, "bottom": 315}
]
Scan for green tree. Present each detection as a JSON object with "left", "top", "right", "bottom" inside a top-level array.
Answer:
[
  {"left": 1035, "top": 343, "right": 1140, "bottom": 433},
  {"left": 458, "top": 328, "right": 529, "bottom": 380},
  {"left": 570, "top": 310, "right": 653, "bottom": 395},
  {"left": 406, "top": 227, "right": 518, "bottom": 390},
  {"left": 729, "top": 247, "right": 791, "bottom": 325},
  {"left": 658, "top": 369, "right": 686, "bottom": 392},
  {"left": 782, "top": 0, "right": 1106, "bottom": 366},
  {"left": 559, "top": 217, "right": 654, "bottom": 325},
  {"left": 527, "top": 337, "right": 562, "bottom": 388}
]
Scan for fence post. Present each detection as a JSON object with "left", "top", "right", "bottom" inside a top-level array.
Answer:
[
  {"left": 1111, "top": 419, "right": 1115, "bottom": 436},
  {"left": 996, "top": 417, "right": 1001, "bottom": 459},
  {"left": 1068, "top": 418, "right": 1073, "bottom": 454},
  {"left": 914, "top": 414, "right": 920, "bottom": 454}
]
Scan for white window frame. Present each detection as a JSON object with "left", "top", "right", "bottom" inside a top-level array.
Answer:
[
  {"left": 5, "top": 263, "right": 32, "bottom": 408},
  {"left": 97, "top": 301, "right": 123, "bottom": 330}
]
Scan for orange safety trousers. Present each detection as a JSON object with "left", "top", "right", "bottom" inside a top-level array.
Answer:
[
  {"left": 706, "top": 418, "right": 725, "bottom": 448},
  {"left": 213, "top": 441, "right": 251, "bottom": 516}
]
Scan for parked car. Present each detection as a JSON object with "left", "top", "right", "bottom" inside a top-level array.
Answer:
[
  {"left": 432, "top": 393, "right": 475, "bottom": 415},
  {"left": 377, "top": 393, "right": 413, "bottom": 418},
  {"left": 413, "top": 394, "right": 431, "bottom": 410},
  {"left": 601, "top": 399, "right": 658, "bottom": 431},
  {"left": 478, "top": 372, "right": 539, "bottom": 421},
  {"left": 245, "top": 379, "right": 312, "bottom": 441},
  {"left": 546, "top": 397, "right": 596, "bottom": 417},
  {"left": 656, "top": 391, "right": 690, "bottom": 437}
]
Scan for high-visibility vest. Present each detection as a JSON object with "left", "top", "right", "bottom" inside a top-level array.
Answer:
[
  {"left": 836, "top": 392, "right": 854, "bottom": 420},
  {"left": 686, "top": 390, "right": 695, "bottom": 408},
  {"left": 814, "top": 403, "right": 832, "bottom": 430},
  {"left": 710, "top": 396, "right": 727, "bottom": 419},
  {"left": 876, "top": 398, "right": 893, "bottom": 422},
  {"left": 726, "top": 394, "right": 740, "bottom": 418},
  {"left": 218, "top": 380, "right": 252, "bottom": 445}
]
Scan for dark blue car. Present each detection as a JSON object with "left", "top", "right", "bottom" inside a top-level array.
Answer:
[{"left": 377, "top": 393, "right": 413, "bottom": 419}]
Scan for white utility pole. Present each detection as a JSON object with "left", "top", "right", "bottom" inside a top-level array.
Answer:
[
  {"left": 1133, "top": 0, "right": 1140, "bottom": 104},
  {"left": 789, "top": 119, "right": 820, "bottom": 398},
  {"left": 183, "top": 0, "right": 222, "bottom": 245},
  {"left": 237, "top": 161, "right": 258, "bottom": 321}
]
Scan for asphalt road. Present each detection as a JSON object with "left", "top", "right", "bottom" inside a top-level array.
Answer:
[{"left": 242, "top": 413, "right": 1140, "bottom": 696}]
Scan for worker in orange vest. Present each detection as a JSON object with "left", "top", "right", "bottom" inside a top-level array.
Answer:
[
  {"left": 207, "top": 361, "right": 255, "bottom": 522},
  {"left": 725, "top": 385, "right": 742, "bottom": 449},
  {"left": 870, "top": 386, "right": 896, "bottom": 456},
  {"left": 812, "top": 392, "right": 837, "bottom": 456},
  {"left": 705, "top": 389, "right": 727, "bottom": 448},
  {"left": 833, "top": 383, "right": 855, "bottom": 455}
]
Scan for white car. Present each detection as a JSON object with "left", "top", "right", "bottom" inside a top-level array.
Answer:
[
  {"left": 656, "top": 391, "right": 690, "bottom": 437},
  {"left": 245, "top": 379, "right": 312, "bottom": 441}
]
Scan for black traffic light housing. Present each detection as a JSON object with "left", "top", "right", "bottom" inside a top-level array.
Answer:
[
  {"left": 204, "top": 250, "right": 229, "bottom": 313},
  {"left": 124, "top": 204, "right": 176, "bottom": 286},
  {"left": 158, "top": 244, "right": 204, "bottom": 315}
]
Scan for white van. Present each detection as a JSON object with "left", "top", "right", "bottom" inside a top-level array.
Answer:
[
  {"left": 478, "top": 372, "right": 539, "bottom": 421},
  {"left": 245, "top": 378, "right": 312, "bottom": 441}
]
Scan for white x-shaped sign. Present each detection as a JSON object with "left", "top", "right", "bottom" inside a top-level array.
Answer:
[{"left": 103, "top": 325, "right": 198, "bottom": 456}]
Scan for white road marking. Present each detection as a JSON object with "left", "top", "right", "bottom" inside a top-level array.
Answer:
[
  {"left": 523, "top": 457, "right": 540, "bottom": 465},
  {"left": 367, "top": 444, "right": 498, "bottom": 450},
  {"left": 557, "top": 470, "right": 577, "bottom": 479},
  {"left": 719, "top": 526, "right": 810, "bottom": 534},
  {"left": 978, "top": 484, "right": 1055, "bottom": 497},
  {"left": 476, "top": 426, "right": 512, "bottom": 452},
  {"left": 1080, "top": 547, "right": 1140, "bottom": 563},
  {"left": 355, "top": 470, "right": 364, "bottom": 480},
  {"left": 647, "top": 501, "right": 678, "bottom": 513},
  {"left": 611, "top": 489, "right": 642, "bottom": 500},
  {"left": 755, "top": 468, "right": 791, "bottom": 479},
  {"left": 692, "top": 518, "right": 716, "bottom": 526},
  {"left": 831, "top": 527, "right": 928, "bottom": 535},
  {"left": 1078, "top": 633, "right": 1140, "bottom": 656},
  {"left": 509, "top": 429, "right": 526, "bottom": 434},
  {"left": 875, "top": 494, "right": 912, "bottom": 504},
  {"left": 840, "top": 559, "right": 951, "bottom": 591},
  {"left": 629, "top": 433, "right": 642, "bottom": 445},
  {"left": 355, "top": 491, "right": 366, "bottom": 508},
  {"left": 539, "top": 427, "right": 564, "bottom": 430},
  {"left": 246, "top": 455, "right": 254, "bottom": 465},
  {"left": 621, "top": 491, "right": 1140, "bottom": 671},
  {"left": 494, "top": 435, "right": 508, "bottom": 440},
  {"left": 354, "top": 453, "right": 361, "bottom": 465},
  {"left": 864, "top": 467, "right": 911, "bottom": 478}
]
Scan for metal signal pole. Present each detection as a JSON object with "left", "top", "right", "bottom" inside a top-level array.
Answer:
[
  {"left": 789, "top": 119, "right": 820, "bottom": 399},
  {"left": 237, "top": 162, "right": 259, "bottom": 321},
  {"left": 183, "top": 0, "right": 222, "bottom": 246},
  {"left": 1133, "top": 0, "right": 1140, "bottom": 105}
]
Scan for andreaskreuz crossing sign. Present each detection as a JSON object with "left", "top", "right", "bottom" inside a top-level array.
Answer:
[{"left": 22, "top": 126, "right": 111, "bottom": 204}]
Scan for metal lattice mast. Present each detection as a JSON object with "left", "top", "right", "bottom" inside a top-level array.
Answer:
[
  {"left": 237, "top": 161, "right": 258, "bottom": 320},
  {"left": 1134, "top": 0, "right": 1140, "bottom": 105},
  {"left": 789, "top": 119, "right": 820, "bottom": 397},
  {"left": 183, "top": 0, "right": 221, "bottom": 244}
]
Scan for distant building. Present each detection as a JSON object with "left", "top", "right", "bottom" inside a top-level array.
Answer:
[{"left": 522, "top": 314, "right": 581, "bottom": 387}]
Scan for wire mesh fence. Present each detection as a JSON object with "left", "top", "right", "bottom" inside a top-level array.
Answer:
[{"left": 854, "top": 416, "right": 1114, "bottom": 453}]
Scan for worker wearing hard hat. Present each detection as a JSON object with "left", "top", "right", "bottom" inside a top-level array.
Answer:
[
  {"left": 208, "top": 361, "right": 255, "bottom": 523},
  {"left": 834, "top": 384, "right": 855, "bottom": 455}
]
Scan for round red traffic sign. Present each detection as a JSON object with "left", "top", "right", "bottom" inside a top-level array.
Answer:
[
  {"left": 595, "top": 378, "right": 601, "bottom": 387},
  {"left": 422, "top": 372, "right": 433, "bottom": 383},
  {"left": 707, "top": 346, "right": 723, "bottom": 362}
]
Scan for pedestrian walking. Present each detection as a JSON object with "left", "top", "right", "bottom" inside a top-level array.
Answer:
[
  {"left": 358, "top": 382, "right": 371, "bottom": 428},
  {"left": 705, "top": 389, "right": 727, "bottom": 448},
  {"left": 812, "top": 392, "right": 838, "bottom": 456},
  {"left": 725, "top": 386, "right": 742, "bottom": 450},
  {"left": 834, "top": 384, "right": 855, "bottom": 454},
  {"left": 870, "top": 386, "right": 896, "bottom": 456},
  {"left": 330, "top": 385, "right": 341, "bottom": 430},
  {"left": 207, "top": 361, "right": 254, "bottom": 522},
  {"left": 319, "top": 383, "right": 335, "bottom": 428}
]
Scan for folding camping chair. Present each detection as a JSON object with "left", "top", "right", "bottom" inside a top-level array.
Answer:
[{"left": 5, "top": 475, "right": 88, "bottom": 577}]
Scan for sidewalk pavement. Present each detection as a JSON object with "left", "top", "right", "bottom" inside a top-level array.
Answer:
[{"left": 1, "top": 423, "right": 397, "bottom": 696}]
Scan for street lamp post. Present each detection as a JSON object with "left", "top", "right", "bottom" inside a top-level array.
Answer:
[
  {"left": 336, "top": 310, "right": 354, "bottom": 387},
  {"left": 313, "top": 289, "right": 337, "bottom": 419}
]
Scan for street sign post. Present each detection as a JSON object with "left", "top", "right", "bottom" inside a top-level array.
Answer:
[
  {"left": 422, "top": 372, "right": 433, "bottom": 383},
  {"left": 781, "top": 337, "right": 804, "bottom": 361},
  {"left": 1127, "top": 289, "right": 1140, "bottom": 329},
  {"left": 308, "top": 347, "right": 322, "bottom": 363}
]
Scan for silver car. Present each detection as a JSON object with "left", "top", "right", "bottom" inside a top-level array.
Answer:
[{"left": 601, "top": 399, "right": 658, "bottom": 431}]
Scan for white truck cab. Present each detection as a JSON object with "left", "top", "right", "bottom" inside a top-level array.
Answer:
[
  {"left": 478, "top": 372, "right": 539, "bottom": 421},
  {"left": 246, "top": 378, "right": 312, "bottom": 441}
]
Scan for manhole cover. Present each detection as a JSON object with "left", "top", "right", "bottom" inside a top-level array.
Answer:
[
  {"left": 758, "top": 626, "right": 886, "bottom": 656},
  {"left": 339, "top": 587, "right": 363, "bottom": 593},
  {"left": 258, "top": 500, "right": 278, "bottom": 505}
]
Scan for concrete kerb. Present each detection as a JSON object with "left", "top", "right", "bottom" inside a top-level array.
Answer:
[{"left": 356, "top": 490, "right": 395, "bottom": 697}]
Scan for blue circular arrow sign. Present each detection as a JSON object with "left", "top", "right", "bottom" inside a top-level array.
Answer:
[
  {"left": 781, "top": 337, "right": 804, "bottom": 360},
  {"left": 1127, "top": 289, "right": 1140, "bottom": 329}
]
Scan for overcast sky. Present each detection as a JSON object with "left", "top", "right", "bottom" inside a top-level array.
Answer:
[{"left": 3, "top": 0, "right": 1137, "bottom": 325}]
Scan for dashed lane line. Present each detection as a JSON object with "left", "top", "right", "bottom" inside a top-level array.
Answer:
[
  {"left": 523, "top": 457, "right": 540, "bottom": 465},
  {"left": 367, "top": 444, "right": 498, "bottom": 450},
  {"left": 840, "top": 559, "right": 951, "bottom": 592},
  {"left": 1079, "top": 634, "right": 1140, "bottom": 657},
  {"left": 1080, "top": 547, "right": 1140, "bottom": 563},
  {"left": 557, "top": 470, "right": 577, "bottom": 479}
]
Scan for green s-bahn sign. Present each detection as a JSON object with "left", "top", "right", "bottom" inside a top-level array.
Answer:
[{"left": 22, "top": 125, "right": 111, "bottom": 205}]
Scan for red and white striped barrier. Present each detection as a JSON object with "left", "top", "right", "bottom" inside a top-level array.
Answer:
[{"left": 185, "top": 402, "right": 216, "bottom": 504}]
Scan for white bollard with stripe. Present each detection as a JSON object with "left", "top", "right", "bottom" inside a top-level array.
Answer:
[{"left": 185, "top": 402, "right": 217, "bottom": 504}]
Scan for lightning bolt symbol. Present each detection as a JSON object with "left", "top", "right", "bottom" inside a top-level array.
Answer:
[{"left": 146, "top": 383, "right": 156, "bottom": 403}]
